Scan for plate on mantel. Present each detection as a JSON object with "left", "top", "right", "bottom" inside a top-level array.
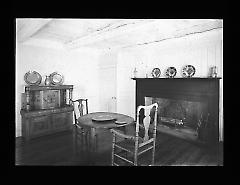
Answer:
[
  {"left": 92, "top": 115, "right": 116, "bottom": 122},
  {"left": 182, "top": 65, "right": 196, "bottom": 78},
  {"left": 165, "top": 67, "right": 177, "bottom": 78},
  {"left": 151, "top": 68, "right": 161, "bottom": 78}
]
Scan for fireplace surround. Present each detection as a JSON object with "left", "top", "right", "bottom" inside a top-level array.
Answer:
[{"left": 132, "top": 77, "right": 221, "bottom": 146}]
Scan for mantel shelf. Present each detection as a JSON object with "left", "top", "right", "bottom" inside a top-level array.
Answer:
[{"left": 131, "top": 77, "right": 222, "bottom": 80}]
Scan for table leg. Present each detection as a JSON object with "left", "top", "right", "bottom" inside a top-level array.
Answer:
[
  {"left": 90, "top": 128, "right": 98, "bottom": 153},
  {"left": 82, "top": 128, "right": 87, "bottom": 152}
]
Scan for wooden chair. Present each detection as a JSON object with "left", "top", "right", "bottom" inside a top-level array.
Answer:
[
  {"left": 71, "top": 99, "right": 88, "bottom": 123},
  {"left": 71, "top": 99, "right": 90, "bottom": 153},
  {"left": 110, "top": 103, "right": 158, "bottom": 166}
]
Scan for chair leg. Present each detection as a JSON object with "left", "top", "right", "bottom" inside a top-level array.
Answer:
[
  {"left": 75, "top": 125, "right": 86, "bottom": 155},
  {"left": 73, "top": 124, "right": 77, "bottom": 155},
  {"left": 134, "top": 140, "right": 138, "bottom": 166},
  {"left": 152, "top": 143, "right": 156, "bottom": 166},
  {"left": 94, "top": 131, "right": 98, "bottom": 153},
  {"left": 111, "top": 133, "right": 116, "bottom": 166},
  {"left": 125, "top": 151, "right": 127, "bottom": 163},
  {"left": 133, "top": 153, "right": 138, "bottom": 166},
  {"left": 76, "top": 125, "right": 83, "bottom": 155}
]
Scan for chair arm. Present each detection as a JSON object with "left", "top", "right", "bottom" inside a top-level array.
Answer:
[{"left": 110, "top": 129, "right": 135, "bottom": 140}]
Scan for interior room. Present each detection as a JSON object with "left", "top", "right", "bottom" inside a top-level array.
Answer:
[{"left": 15, "top": 18, "right": 223, "bottom": 166}]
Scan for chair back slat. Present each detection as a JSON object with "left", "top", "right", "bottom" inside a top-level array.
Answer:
[
  {"left": 136, "top": 103, "right": 158, "bottom": 143},
  {"left": 71, "top": 99, "right": 88, "bottom": 124},
  {"left": 143, "top": 108, "right": 151, "bottom": 141}
]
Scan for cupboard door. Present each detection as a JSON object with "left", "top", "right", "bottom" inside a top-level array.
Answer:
[
  {"left": 29, "top": 115, "right": 51, "bottom": 137},
  {"left": 52, "top": 112, "right": 72, "bottom": 131}
]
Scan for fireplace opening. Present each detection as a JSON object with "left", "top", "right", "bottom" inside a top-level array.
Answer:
[{"left": 144, "top": 97, "right": 209, "bottom": 142}]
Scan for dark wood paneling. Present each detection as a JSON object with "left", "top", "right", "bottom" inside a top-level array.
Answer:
[
  {"left": 29, "top": 115, "right": 51, "bottom": 137},
  {"left": 133, "top": 78, "right": 221, "bottom": 146}
]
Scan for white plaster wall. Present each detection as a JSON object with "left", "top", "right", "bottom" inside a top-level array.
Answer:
[
  {"left": 116, "top": 52, "right": 136, "bottom": 118},
  {"left": 16, "top": 44, "right": 100, "bottom": 137},
  {"left": 116, "top": 28, "right": 223, "bottom": 140}
]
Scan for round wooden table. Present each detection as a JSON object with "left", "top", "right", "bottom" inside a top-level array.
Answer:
[
  {"left": 77, "top": 112, "right": 134, "bottom": 129},
  {"left": 76, "top": 112, "right": 135, "bottom": 155}
]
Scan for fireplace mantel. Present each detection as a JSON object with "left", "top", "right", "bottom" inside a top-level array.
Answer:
[
  {"left": 132, "top": 77, "right": 221, "bottom": 100},
  {"left": 132, "top": 77, "right": 221, "bottom": 145}
]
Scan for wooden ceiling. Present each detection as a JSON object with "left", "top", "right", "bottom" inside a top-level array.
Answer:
[{"left": 16, "top": 19, "right": 223, "bottom": 50}]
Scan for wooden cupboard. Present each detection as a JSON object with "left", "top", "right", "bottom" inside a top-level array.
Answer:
[{"left": 20, "top": 85, "right": 74, "bottom": 140}]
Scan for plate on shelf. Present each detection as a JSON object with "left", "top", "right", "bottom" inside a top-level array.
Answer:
[
  {"left": 151, "top": 68, "right": 161, "bottom": 78},
  {"left": 92, "top": 115, "right": 116, "bottom": 122},
  {"left": 182, "top": 65, "right": 196, "bottom": 78},
  {"left": 24, "top": 71, "right": 42, "bottom": 85},
  {"left": 165, "top": 67, "right": 177, "bottom": 78},
  {"left": 49, "top": 72, "right": 64, "bottom": 85}
]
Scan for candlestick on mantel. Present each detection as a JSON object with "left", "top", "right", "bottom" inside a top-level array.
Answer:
[
  {"left": 133, "top": 67, "right": 138, "bottom": 78},
  {"left": 145, "top": 65, "right": 148, "bottom": 78}
]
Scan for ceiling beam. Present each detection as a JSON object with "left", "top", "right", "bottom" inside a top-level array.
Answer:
[
  {"left": 122, "top": 20, "right": 223, "bottom": 49},
  {"left": 17, "top": 19, "right": 52, "bottom": 43},
  {"left": 65, "top": 19, "right": 157, "bottom": 49},
  {"left": 66, "top": 19, "right": 222, "bottom": 50}
]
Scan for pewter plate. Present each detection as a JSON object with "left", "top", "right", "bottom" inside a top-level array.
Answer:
[
  {"left": 182, "top": 65, "right": 195, "bottom": 78},
  {"left": 92, "top": 115, "right": 116, "bottom": 122},
  {"left": 166, "top": 67, "right": 177, "bottom": 78},
  {"left": 115, "top": 120, "right": 127, "bottom": 125},
  {"left": 151, "top": 68, "right": 161, "bottom": 78},
  {"left": 24, "top": 71, "right": 42, "bottom": 85},
  {"left": 50, "top": 72, "right": 64, "bottom": 85}
]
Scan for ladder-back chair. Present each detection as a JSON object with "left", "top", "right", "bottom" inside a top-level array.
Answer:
[
  {"left": 71, "top": 99, "right": 90, "bottom": 153},
  {"left": 71, "top": 99, "right": 88, "bottom": 124},
  {"left": 110, "top": 103, "right": 158, "bottom": 166}
]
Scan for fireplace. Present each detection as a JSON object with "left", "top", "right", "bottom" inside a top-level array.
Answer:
[{"left": 132, "top": 77, "right": 221, "bottom": 146}]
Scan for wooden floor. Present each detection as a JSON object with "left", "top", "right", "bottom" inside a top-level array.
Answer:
[{"left": 15, "top": 126, "right": 223, "bottom": 166}]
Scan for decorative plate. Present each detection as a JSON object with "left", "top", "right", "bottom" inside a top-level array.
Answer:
[
  {"left": 49, "top": 72, "right": 64, "bottom": 85},
  {"left": 182, "top": 65, "right": 196, "bottom": 78},
  {"left": 165, "top": 67, "right": 177, "bottom": 78},
  {"left": 24, "top": 71, "right": 42, "bottom": 85},
  {"left": 92, "top": 115, "right": 116, "bottom": 122},
  {"left": 151, "top": 68, "right": 161, "bottom": 78}
]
